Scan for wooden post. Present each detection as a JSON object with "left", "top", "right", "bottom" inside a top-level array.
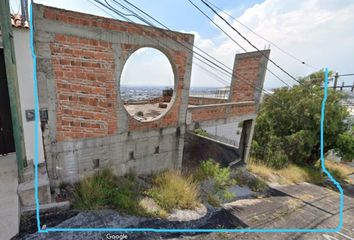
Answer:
[{"left": 0, "top": 0, "right": 27, "bottom": 182}]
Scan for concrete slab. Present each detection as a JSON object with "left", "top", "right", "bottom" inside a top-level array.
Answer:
[
  {"left": 0, "top": 153, "right": 19, "bottom": 240},
  {"left": 124, "top": 102, "right": 172, "bottom": 121},
  {"left": 222, "top": 183, "right": 354, "bottom": 239},
  {"left": 165, "top": 184, "right": 354, "bottom": 240}
]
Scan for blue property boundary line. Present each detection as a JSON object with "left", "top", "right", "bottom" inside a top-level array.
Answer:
[{"left": 30, "top": 2, "right": 344, "bottom": 233}]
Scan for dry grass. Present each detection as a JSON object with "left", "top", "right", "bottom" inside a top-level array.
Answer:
[
  {"left": 247, "top": 163, "right": 324, "bottom": 185},
  {"left": 146, "top": 171, "right": 200, "bottom": 212},
  {"left": 246, "top": 163, "right": 275, "bottom": 181},
  {"left": 324, "top": 160, "right": 354, "bottom": 180}
]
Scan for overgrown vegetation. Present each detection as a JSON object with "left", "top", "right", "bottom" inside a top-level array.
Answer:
[
  {"left": 73, "top": 169, "right": 144, "bottom": 215},
  {"left": 74, "top": 169, "right": 202, "bottom": 216},
  {"left": 195, "top": 159, "right": 231, "bottom": 188},
  {"left": 194, "top": 159, "right": 237, "bottom": 204},
  {"left": 324, "top": 159, "right": 354, "bottom": 178},
  {"left": 251, "top": 70, "right": 353, "bottom": 169},
  {"left": 248, "top": 159, "right": 354, "bottom": 185},
  {"left": 194, "top": 128, "right": 209, "bottom": 137},
  {"left": 146, "top": 171, "right": 200, "bottom": 213}
]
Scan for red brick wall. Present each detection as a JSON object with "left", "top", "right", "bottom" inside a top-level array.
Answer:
[
  {"left": 118, "top": 45, "right": 187, "bottom": 131},
  {"left": 43, "top": 7, "right": 191, "bottom": 43},
  {"left": 230, "top": 52, "right": 265, "bottom": 102},
  {"left": 190, "top": 103, "right": 256, "bottom": 122},
  {"left": 51, "top": 34, "right": 117, "bottom": 141},
  {"left": 41, "top": 6, "right": 193, "bottom": 141}
]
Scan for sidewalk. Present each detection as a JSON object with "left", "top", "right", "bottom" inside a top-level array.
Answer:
[{"left": 0, "top": 153, "right": 19, "bottom": 240}]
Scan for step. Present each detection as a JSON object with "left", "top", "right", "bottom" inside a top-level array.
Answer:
[{"left": 18, "top": 171, "right": 51, "bottom": 208}]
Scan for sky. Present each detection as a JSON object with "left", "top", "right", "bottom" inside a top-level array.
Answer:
[{"left": 10, "top": 0, "right": 354, "bottom": 89}]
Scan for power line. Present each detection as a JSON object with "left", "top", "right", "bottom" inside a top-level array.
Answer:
[
  {"left": 187, "top": 0, "right": 293, "bottom": 88},
  {"left": 89, "top": 0, "right": 313, "bottom": 123},
  {"left": 91, "top": 0, "right": 275, "bottom": 98},
  {"left": 113, "top": 0, "right": 278, "bottom": 96},
  {"left": 199, "top": 0, "right": 306, "bottom": 86},
  {"left": 194, "top": 0, "right": 328, "bottom": 102},
  {"left": 117, "top": 0, "right": 244, "bottom": 80},
  {"left": 115, "top": 0, "right": 290, "bottom": 92},
  {"left": 203, "top": 0, "right": 320, "bottom": 70}
]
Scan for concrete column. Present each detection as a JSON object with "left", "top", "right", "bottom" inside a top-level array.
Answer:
[{"left": 239, "top": 119, "right": 254, "bottom": 163}]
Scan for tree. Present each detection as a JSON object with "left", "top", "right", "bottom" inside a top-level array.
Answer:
[{"left": 251, "top": 70, "right": 352, "bottom": 168}]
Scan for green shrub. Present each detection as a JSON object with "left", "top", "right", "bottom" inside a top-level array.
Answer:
[
  {"left": 207, "top": 193, "right": 221, "bottom": 207},
  {"left": 328, "top": 168, "right": 345, "bottom": 182},
  {"left": 73, "top": 169, "right": 144, "bottom": 215},
  {"left": 195, "top": 159, "right": 231, "bottom": 187},
  {"left": 194, "top": 128, "right": 209, "bottom": 137},
  {"left": 221, "top": 190, "right": 235, "bottom": 201},
  {"left": 247, "top": 178, "right": 267, "bottom": 192},
  {"left": 73, "top": 169, "right": 116, "bottom": 210},
  {"left": 146, "top": 171, "right": 200, "bottom": 212}
]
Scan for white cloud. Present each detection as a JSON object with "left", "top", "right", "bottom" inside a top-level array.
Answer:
[
  {"left": 192, "top": 0, "right": 354, "bottom": 89},
  {"left": 22, "top": 0, "right": 354, "bottom": 89}
]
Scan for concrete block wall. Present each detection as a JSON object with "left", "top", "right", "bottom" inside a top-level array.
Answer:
[{"left": 33, "top": 4, "right": 194, "bottom": 187}]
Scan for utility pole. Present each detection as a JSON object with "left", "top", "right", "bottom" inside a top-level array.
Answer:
[
  {"left": 0, "top": 0, "right": 27, "bottom": 182},
  {"left": 333, "top": 72, "right": 339, "bottom": 91}
]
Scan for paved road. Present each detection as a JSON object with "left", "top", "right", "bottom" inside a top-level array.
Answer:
[
  {"left": 182, "top": 183, "right": 354, "bottom": 240},
  {"left": 0, "top": 153, "right": 19, "bottom": 240}
]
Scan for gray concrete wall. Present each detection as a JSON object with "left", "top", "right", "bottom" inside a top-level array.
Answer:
[{"left": 203, "top": 122, "right": 242, "bottom": 147}]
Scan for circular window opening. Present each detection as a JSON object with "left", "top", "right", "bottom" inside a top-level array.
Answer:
[{"left": 120, "top": 47, "right": 175, "bottom": 122}]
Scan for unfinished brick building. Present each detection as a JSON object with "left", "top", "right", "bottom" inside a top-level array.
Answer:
[{"left": 33, "top": 4, "right": 269, "bottom": 188}]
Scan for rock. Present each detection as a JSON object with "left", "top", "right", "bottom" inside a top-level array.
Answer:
[
  {"left": 167, "top": 204, "right": 207, "bottom": 221},
  {"left": 226, "top": 185, "right": 255, "bottom": 200},
  {"left": 138, "top": 197, "right": 165, "bottom": 217}
]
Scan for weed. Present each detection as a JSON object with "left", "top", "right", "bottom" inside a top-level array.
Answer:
[
  {"left": 329, "top": 168, "right": 345, "bottom": 181},
  {"left": 221, "top": 190, "right": 236, "bottom": 201},
  {"left": 73, "top": 169, "right": 145, "bottom": 216},
  {"left": 195, "top": 159, "right": 231, "bottom": 187},
  {"left": 194, "top": 128, "right": 209, "bottom": 137},
  {"left": 247, "top": 178, "right": 267, "bottom": 192},
  {"left": 146, "top": 171, "right": 200, "bottom": 212},
  {"left": 248, "top": 162, "right": 325, "bottom": 185},
  {"left": 207, "top": 193, "right": 221, "bottom": 207}
]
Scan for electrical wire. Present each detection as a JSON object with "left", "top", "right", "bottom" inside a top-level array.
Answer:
[
  {"left": 115, "top": 0, "right": 287, "bottom": 93},
  {"left": 113, "top": 0, "right": 277, "bottom": 96},
  {"left": 198, "top": 0, "right": 311, "bottom": 86},
  {"left": 203, "top": 0, "right": 320, "bottom": 70},
  {"left": 187, "top": 0, "right": 293, "bottom": 88},
  {"left": 89, "top": 0, "right": 313, "bottom": 123}
]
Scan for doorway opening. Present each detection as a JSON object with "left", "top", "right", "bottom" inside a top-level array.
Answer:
[{"left": 0, "top": 48, "right": 15, "bottom": 155}]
